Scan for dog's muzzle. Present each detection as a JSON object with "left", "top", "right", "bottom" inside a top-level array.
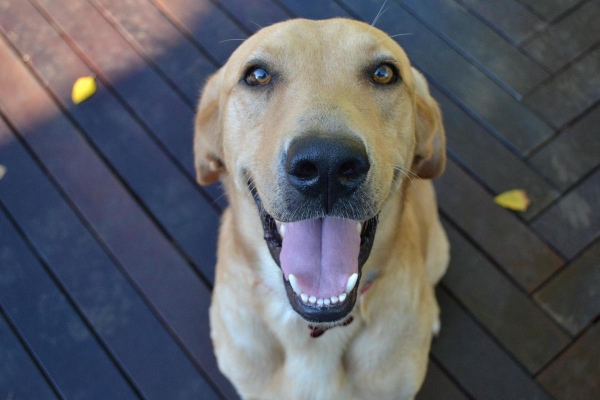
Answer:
[{"left": 252, "top": 135, "right": 379, "bottom": 324}]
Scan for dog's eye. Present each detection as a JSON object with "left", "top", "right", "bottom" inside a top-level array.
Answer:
[
  {"left": 245, "top": 67, "right": 272, "bottom": 86},
  {"left": 372, "top": 64, "right": 397, "bottom": 85}
]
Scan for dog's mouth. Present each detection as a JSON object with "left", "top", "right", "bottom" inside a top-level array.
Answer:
[{"left": 252, "top": 187, "right": 378, "bottom": 323}]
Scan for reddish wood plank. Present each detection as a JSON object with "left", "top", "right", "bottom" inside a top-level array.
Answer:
[
  {"left": 538, "top": 322, "right": 600, "bottom": 400},
  {"left": 0, "top": 27, "right": 235, "bottom": 398},
  {"left": 1, "top": 0, "right": 221, "bottom": 285}
]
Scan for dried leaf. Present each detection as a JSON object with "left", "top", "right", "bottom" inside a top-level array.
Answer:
[
  {"left": 494, "top": 189, "right": 530, "bottom": 212},
  {"left": 0, "top": 164, "right": 6, "bottom": 181},
  {"left": 71, "top": 76, "right": 96, "bottom": 104}
]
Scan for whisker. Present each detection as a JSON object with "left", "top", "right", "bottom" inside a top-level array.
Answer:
[
  {"left": 219, "top": 38, "right": 247, "bottom": 44},
  {"left": 371, "top": 0, "right": 389, "bottom": 27},
  {"left": 249, "top": 20, "right": 263, "bottom": 30}
]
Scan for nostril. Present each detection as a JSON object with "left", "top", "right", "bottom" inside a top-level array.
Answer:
[
  {"left": 292, "top": 160, "right": 319, "bottom": 181},
  {"left": 339, "top": 161, "right": 359, "bottom": 179}
]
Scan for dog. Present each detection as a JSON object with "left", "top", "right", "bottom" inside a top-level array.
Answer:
[{"left": 193, "top": 18, "right": 449, "bottom": 400}]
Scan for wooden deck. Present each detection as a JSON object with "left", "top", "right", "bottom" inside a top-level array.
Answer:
[{"left": 0, "top": 0, "right": 598, "bottom": 399}]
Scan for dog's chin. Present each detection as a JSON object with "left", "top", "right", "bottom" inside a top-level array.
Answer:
[{"left": 251, "top": 186, "right": 379, "bottom": 324}]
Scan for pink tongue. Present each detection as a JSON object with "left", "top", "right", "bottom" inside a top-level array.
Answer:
[{"left": 280, "top": 217, "right": 360, "bottom": 298}]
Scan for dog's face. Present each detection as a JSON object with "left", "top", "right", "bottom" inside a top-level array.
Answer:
[{"left": 194, "top": 19, "right": 445, "bottom": 323}]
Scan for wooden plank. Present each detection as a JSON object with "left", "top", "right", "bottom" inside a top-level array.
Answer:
[
  {"left": 399, "top": 0, "right": 549, "bottom": 98},
  {"left": 90, "top": 0, "right": 216, "bottom": 104},
  {"left": 33, "top": 0, "right": 225, "bottom": 208},
  {"left": 417, "top": 361, "right": 469, "bottom": 400},
  {"left": 0, "top": 34, "right": 236, "bottom": 400},
  {"left": 537, "top": 322, "right": 600, "bottom": 400},
  {"left": 534, "top": 239, "right": 600, "bottom": 335},
  {"left": 442, "top": 220, "right": 570, "bottom": 373},
  {"left": 430, "top": 85, "right": 559, "bottom": 220},
  {"left": 431, "top": 288, "right": 553, "bottom": 400},
  {"left": 0, "top": 204, "right": 138, "bottom": 399},
  {"left": 277, "top": 0, "right": 352, "bottom": 19},
  {"left": 340, "top": 0, "right": 554, "bottom": 156},
  {"left": 522, "top": 0, "right": 600, "bottom": 73},
  {"left": 525, "top": 45, "right": 600, "bottom": 129},
  {"left": 529, "top": 104, "right": 600, "bottom": 191},
  {"left": 435, "top": 159, "right": 564, "bottom": 292},
  {"left": 0, "top": 310, "right": 60, "bottom": 399},
  {"left": 0, "top": 118, "right": 221, "bottom": 398},
  {"left": 532, "top": 168, "right": 600, "bottom": 259},
  {"left": 0, "top": 0, "right": 221, "bottom": 285},
  {"left": 217, "top": 0, "right": 289, "bottom": 32},
  {"left": 88, "top": 0, "right": 226, "bottom": 207},
  {"left": 519, "top": 0, "right": 582, "bottom": 21},
  {"left": 151, "top": 0, "right": 247, "bottom": 64},
  {"left": 455, "top": 0, "right": 546, "bottom": 44}
]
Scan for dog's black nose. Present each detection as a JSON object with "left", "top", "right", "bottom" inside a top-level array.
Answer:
[{"left": 286, "top": 135, "right": 370, "bottom": 212}]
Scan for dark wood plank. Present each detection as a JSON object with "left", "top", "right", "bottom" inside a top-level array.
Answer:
[
  {"left": 432, "top": 289, "right": 553, "bottom": 400},
  {"left": 455, "top": 0, "right": 546, "bottom": 44},
  {"left": 417, "top": 361, "right": 469, "bottom": 400},
  {"left": 435, "top": 159, "right": 564, "bottom": 292},
  {"left": 0, "top": 35, "right": 236, "bottom": 400},
  {"left": 525, "top": 44, "right": 600, "bottom": 129},
  {"left": 529, "top": 103, "right": 600, "bottom": 191},
  {"left": 537, "top": 322, "right": 600, "bottom": 400},
  {"left": 88, "top": 0, "right": 226, "bottom": 207},
  {"left": 0, "top": 204, "right": 138, "bottom": 399},
  {"left": 0, "top": 311, "right": 60, "bottom": 399},
  {"left": 399, "top": 0, "right": 549, "bottom": 98},
  {"left": 151, "top": 0, "right": 247, "bottom": 64},
  {"left": 442, "top": 220, "right": 570, "bottom": 373},
  {"left": 277, "top": 0, "right": 351, "bottom": 19},
  {"left": 534, "top": 239, "right": 600, "bottom": 336},
  {"left": 0, "top": 117, "right": 220, "bottom": 398},
  {"left": 90, "top": 0, "right": 216, "bottom": 104},
  {"left": 217, "top": 0, "right": 289, "bottom": 33},
  {"left": 0, "top": 0, "right": 221, "bottom": 285},
  {"left": 532, "top": 168, "right": 600, "bottom": 259},
  {"left": 519, "top": 0, "right": 582, "bottom": 21},
  {"left": 522, "top": 0, "right": 600, "bottom": 73},
  {"left": 340, "top": 0, "right": 554, "bottom": 156},
  {"left": 431, "top": 85, "right": 559, "bottom": 220},
  {"left": 34, "top": 0, "right": 225, "bottom": 208}
]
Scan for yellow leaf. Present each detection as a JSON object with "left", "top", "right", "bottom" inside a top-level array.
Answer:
[
  {"left": 71, "top": 76, "right": 96, "bottom": 104},
  {"left": 0, "top": 164, "right": 6, "bottom": 181},
  {"left": 494, "top": 189, "right": 530, "bottom": 212}
]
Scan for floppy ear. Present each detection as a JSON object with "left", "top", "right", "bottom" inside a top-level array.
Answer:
[
  {"left": 194, "top": 69, "right": 226, "bottom": 185},
  {"left": 411, "top": 68, "right": 446, "bottom": 179}
]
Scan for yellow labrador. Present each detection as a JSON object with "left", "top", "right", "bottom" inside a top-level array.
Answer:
[{"left": 194, "top": 18, "right": 449, "bottom": 400}]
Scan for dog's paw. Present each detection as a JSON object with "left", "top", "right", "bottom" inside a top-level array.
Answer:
[{"left": 432, "top": 316, "right": 441, "bottom": 338}]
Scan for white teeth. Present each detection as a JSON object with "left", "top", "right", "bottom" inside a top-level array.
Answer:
[
  {"left": 331, "top": 296, "right": 339, "bottom": 304},
  {"left": 308, "top": 296, "right": 317, "bottom": 304},
  {"left": 288, "top": 274, "right": 301, "bottom": 295},
  {"left": 345, "top": 273, "right": 358, "bottom": 294},
  {"left": 300, "top": 293, "right": 308, "bottom": 303},
  {"left": 279, "top": 223, "right": 286, "bottom": 238},
  {"left": 339, "top": 293, "right": 347, "bottom": 302},
  {"left": 357, "top": 222, "right": 362, "bottom": 234},
  {"left": 324, "top": 298, "right": 331, "bottom": 306},
  {"left": 317, "top": 298, "right": 324, "bottom": 306}
]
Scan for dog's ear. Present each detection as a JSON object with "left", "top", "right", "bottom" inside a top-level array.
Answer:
[
  {"left": 194, "top": 69, "right": 226, "bottom": 185},
  {"left": 411, "top": 68, "right": 446, "bottom": 179}
]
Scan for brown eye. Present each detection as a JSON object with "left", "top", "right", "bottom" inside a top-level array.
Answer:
[
  {"left": 372, "top": 64, "right": 397, "bottom": 85},
  {"left": 245, "top": 67, "right": 272, "bottom": 86}
]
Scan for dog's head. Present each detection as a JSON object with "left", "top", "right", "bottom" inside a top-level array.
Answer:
[{"left": 194, "top": 19, "right": 445, "bottom": 323}]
